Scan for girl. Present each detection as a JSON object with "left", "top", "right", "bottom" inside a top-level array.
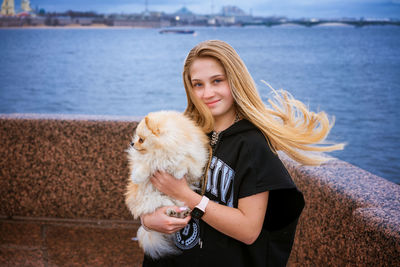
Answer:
[{"left": 141, "top": 40, "right": 344, "bottom": 266}]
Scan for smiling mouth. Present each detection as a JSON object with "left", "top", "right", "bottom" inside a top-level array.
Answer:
[{"left": 206, "top": 100, "right": 220, "bottom": 106}]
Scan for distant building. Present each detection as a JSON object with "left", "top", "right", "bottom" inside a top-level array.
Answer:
[
  {"left": 46, "top": 16, "right": 72, "bottom": 26},
  {"left": 112, "top": 19, "right": 170, "bottom": 28},
  {"left": 214, "top": 15, "right": 236, "bottom": 25},
  {"left": 218, "top": 5, "right": 253, "bottom": 25},
  {"left": 221, "top": 6, "right": 246, "bottom": 16},
  {"left": 1, "top": 0, "right": 36, "bottom": 17},
  {"left": 72, "top": 17, "right": 94, "bottom": 26},
  {"left": 1, "top": 0, "right": 15, "bottom": 16},
  {"left": 29, "top": 15, "right": 45, "bottom": 25},
  {"left": 175, "top": 6, "right": 194, "bottom": 16},
  {"left": 110, "top": 13, "right": 171, "bottom": 28},
  {"left": 174, "top": 6, "right": 196, "bottom": 24},
  {"left": 21, "top": 0, "right": 33, "bottom": 12}
]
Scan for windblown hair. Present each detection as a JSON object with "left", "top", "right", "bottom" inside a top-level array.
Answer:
[{"left": 183, "top": 40, "right": 344, "bottom": 165}]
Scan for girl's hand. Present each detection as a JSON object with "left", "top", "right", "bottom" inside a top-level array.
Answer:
[
  {"left": 141, "top": 206, "right": 191, "bottom": 234},
  {"left": 150, "top": 171, "right": 192, "bottom": 201}
]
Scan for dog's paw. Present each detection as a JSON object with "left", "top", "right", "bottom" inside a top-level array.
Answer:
[
  {"left": 180, "top": 208, "right": 191, "bottom": 218},
  {"left": 166, "top": 208, "right": 178, "bottom": 217},
  {"left": 166, "top": 207, "right": 191, "bottom": 218}
]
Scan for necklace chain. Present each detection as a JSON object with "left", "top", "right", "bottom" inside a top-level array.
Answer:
[
  {"left": 210, "top": 131, "right": 219, "bottom": 147},
  {"left": 210, "top": 113, "right": 240, "bottom": 149}
]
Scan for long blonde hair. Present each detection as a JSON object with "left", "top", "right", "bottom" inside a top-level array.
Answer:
[{"left": 183, "top": 40, "right": 344, "bottom": 165}]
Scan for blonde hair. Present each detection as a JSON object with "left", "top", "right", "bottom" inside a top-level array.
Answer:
[{"left": 183, "top": 40, "right": 344, "bottom": 166}]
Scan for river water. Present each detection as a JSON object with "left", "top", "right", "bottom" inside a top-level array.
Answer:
[{"left": 0, "top": 25, "right": 399, "bottom": 184}]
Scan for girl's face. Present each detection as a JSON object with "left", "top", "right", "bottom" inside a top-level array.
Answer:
[{"left": 190, "top": 57, "right": 236, "bottom": 125}]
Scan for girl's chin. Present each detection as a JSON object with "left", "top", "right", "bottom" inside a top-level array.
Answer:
[{"left": 210, "top": 110, "right": 226, "bottom": 118}]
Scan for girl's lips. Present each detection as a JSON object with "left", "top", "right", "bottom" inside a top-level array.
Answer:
[{"left": 205, "top": 99, "right": 220, "bottom": 107}]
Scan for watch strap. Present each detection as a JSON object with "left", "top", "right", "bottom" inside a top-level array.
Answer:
[{"left": 196, "top": 196, "right": 209, "bottom": 212}]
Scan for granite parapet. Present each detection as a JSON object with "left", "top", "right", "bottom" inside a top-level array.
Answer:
[
  {"left": 0, "top": 113, "right": 139, "bottom": 220},
  {"left": 1, "top": 114, "right": 399, "bottom": 266},
  {"left": 284, "top": 155, "right": 400, "bottom": 266}
]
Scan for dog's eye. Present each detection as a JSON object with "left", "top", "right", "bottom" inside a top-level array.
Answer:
[{"left": 138, "top": 138, "right": 144, "bottom": 144}]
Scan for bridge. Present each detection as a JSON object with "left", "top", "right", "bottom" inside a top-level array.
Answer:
[{"left": 243, "top": 19, "right": 400, "bottom": 27}]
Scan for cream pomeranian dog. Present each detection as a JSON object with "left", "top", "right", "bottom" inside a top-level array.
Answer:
[{"left": 125, "top": 110, "right": 209, "bottom": 259}]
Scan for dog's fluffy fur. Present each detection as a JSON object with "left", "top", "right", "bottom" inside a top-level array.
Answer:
[{"left": 125, "top": 110, "right": 209, "bottom": 259}]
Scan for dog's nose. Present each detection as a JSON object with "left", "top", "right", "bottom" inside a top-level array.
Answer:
[{"left": 130, "top": 142, "right": 134, "bottom": 147}]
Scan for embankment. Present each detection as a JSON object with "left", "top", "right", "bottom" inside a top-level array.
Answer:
[{"left": 1, "top": 114, "right": 399, "bottom": 266}]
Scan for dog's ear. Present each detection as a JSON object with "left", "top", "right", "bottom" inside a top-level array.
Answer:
[{"left": 145, "top": 116, "right": 160, "bottom": 136}]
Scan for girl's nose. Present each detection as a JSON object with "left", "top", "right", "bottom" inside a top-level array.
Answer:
[{"left": 203, "top": 84, "right": 215, "bottom": 98}]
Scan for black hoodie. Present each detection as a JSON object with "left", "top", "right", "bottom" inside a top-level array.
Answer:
[{"left": 143, "top": 119, "right": 305, "bottom": 267}]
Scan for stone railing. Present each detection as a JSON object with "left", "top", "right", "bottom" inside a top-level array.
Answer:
[
  {"left": 283, "top": 155, "right": 400, "bottom": 266},
  {"left": 1, "top": 114, "right": 399, "bottom": 266}
]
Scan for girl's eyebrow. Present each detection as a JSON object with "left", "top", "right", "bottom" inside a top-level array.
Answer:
[{"left": 191, "top": 74, "right": 225, "bottom": 81}]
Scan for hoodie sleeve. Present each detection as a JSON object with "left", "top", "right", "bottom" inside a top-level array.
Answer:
[
  {"left": 235, "top": 131, "right": 305, "bottom": 230},
  {"left": 236, "top": 133, "right": 296, "bottom": 199}
]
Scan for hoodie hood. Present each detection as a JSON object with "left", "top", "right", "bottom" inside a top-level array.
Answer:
[
  {"left": 208, "top": 119, "right": 262, "bottom": 153},
  {"left": 208, "top": 119, "right": 257, "bottom": 138},
  {"left": 221, "top": 119, "right": 257, "bottom": 137}
]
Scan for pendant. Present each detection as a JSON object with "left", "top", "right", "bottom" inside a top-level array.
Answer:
[{"left": 210, "top": 131, "right": 219, "bottom": 148}]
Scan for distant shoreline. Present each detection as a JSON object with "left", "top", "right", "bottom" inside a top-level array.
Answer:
[
  {"left": 0, "top": 24, "right": 150, "bottom": 29},
  {"left": 0, "top": 22, "right": 398, "bottom": 29}
]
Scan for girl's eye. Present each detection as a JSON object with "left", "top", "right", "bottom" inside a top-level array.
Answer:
[
  {"left": 193, "top": 82, "right": 202, "bottom": 87},
  {"left": 214, "top": 79, "right": 222, "bottom": 84}
]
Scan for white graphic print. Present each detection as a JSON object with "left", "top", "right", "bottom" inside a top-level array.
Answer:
[
  {"left": 206, "top": 156, "right": 235, "bottom": 207},
  {"left": 174, "top": 156, "right": 235, "bottom": 250},
  {"left": 174, "top": 218, "right": 200, "bottom": 250}
]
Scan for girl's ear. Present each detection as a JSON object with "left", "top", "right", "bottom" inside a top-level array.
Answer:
[{"left": 144, "top": 116, "right": 160, "bottom": 136}]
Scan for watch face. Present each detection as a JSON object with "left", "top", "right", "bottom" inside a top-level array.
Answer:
[{"left": 191, "top": 207, "right": 204, "bottom": 219}]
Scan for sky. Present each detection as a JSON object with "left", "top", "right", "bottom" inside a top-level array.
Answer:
[{"left": 15, "top": 0, "right": 400, "bottom": 19}]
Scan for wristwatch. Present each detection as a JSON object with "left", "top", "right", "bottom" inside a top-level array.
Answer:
[{"left": 191, "top": 196, "right": 209, "bottom": 219}]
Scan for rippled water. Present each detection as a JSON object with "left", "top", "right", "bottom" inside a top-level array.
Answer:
[{"left": 0, "top": 26, "right": 399, "bottom": 184}]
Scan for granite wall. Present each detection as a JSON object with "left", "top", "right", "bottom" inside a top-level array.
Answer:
[
  {"left": 283, "top": 156, "right": 400, "bottom": 266},
  {"left": 1, "top": 114, "right": 399, "bottom": 266},
  {"left": 0, "top": 114, "right": 139, "bottom": 221}
]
